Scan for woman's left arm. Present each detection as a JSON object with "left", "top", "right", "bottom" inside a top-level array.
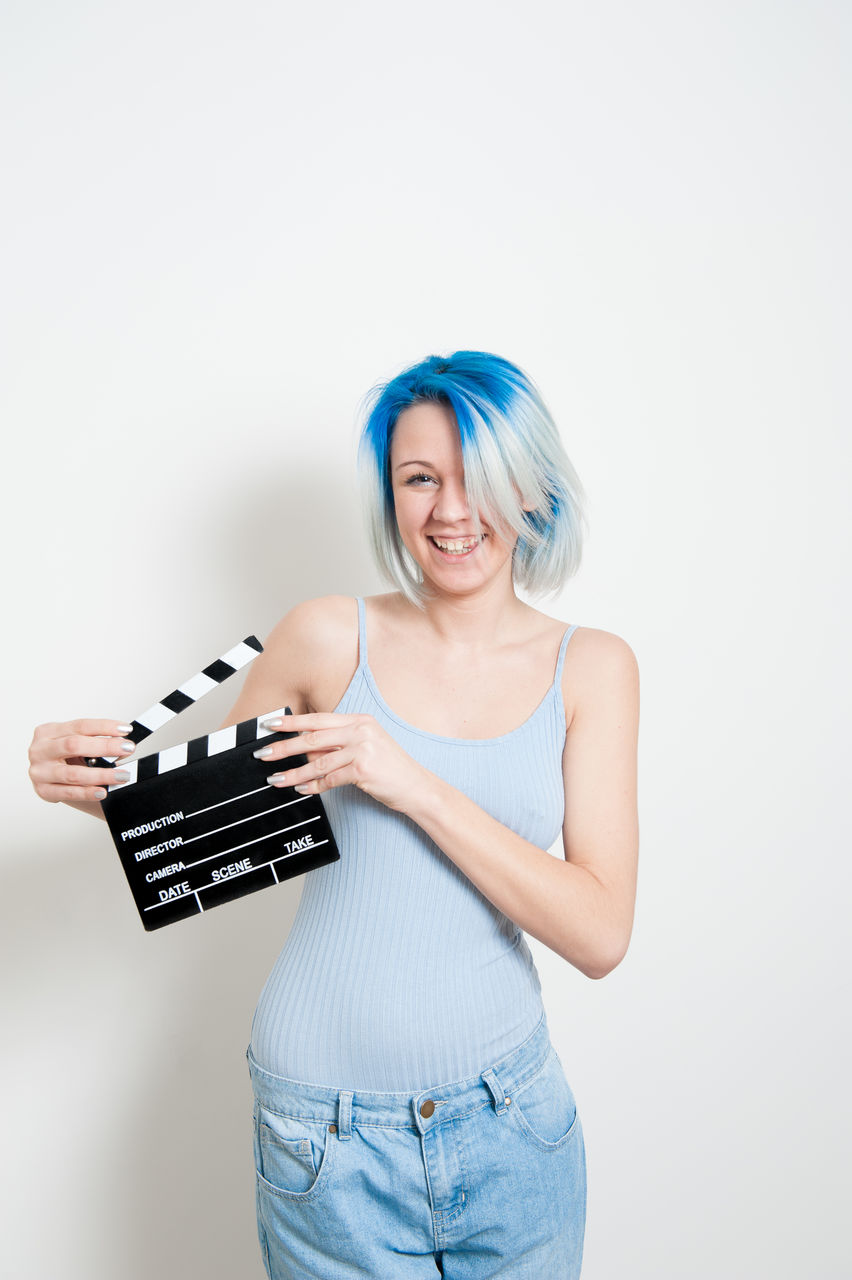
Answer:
[
  {"left": 408, "top": 631, "right": 639, "bottom": 979},
  {"left": 261, "top": 631, "right": 639, "bottom": 980}
]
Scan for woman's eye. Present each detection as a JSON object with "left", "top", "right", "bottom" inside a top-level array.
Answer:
[{"left": 404, "top": 473, "right": 437, "bottom": 486}]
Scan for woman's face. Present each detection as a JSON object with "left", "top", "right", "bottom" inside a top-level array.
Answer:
[{"left": 389, "top": 401, "right": 517, "bottom": 599}]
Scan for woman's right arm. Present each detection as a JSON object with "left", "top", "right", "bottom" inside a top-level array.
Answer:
[
  {"left": 216, "top": 595, "right": 358, "bottom": 729},
  {"left": 27, "top": 595, "right": 357, "bottom": 822}
]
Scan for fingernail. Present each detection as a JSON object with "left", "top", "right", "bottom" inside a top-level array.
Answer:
[
  {"left": 294, "top": 785, "right": 311, "bottom": 795},
  {"left": 94, "top": 789, "right": 107, "bottom": 800},
  {"left": 118, "top": 741, "right": 135, "bottom": 754},
  {"left": 266, "top": 773, "right": 286, "bottom": 785},
  {"left": 253, "top": 746, "right": 274, "bottom": 759},
  {"left": 262, "top": 718, "right": 283, "bottom": 729},
  {"left": 116, "top": 724, "right": 134, "bottom": 735},
  {"left": 113, "top": 771, "right": 130, "bottom": 782}
]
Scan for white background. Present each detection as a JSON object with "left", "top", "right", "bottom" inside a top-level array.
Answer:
[{"left": 2, "top": 1, "right": 849, "bottom": 1276}]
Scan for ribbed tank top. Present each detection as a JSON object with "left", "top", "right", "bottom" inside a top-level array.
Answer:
[{"left": 249, "top": 597, "right": 578, "bottom": 1091}]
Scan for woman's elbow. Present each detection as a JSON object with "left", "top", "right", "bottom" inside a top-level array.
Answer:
[
  {"left": 571, "top": 929, "right": 632, "bottom": 980},
  {"left": 583, "top": 951, "right": 626, "bottom": 980}
]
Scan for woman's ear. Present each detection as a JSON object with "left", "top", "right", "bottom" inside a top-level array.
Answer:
[{"left": 514, "top": 483, "right": 537, "bottom": 514}]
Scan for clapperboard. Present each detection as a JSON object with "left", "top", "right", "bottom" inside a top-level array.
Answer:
[{"left": 90, "top": 638, "right": 340, "bottom": 930}]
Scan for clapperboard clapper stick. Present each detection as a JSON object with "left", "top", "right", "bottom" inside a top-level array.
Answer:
[{"left": 88, "top": 637, "right": 340, "bottom": 930}]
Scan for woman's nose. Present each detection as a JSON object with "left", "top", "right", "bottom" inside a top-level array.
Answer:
[{"left": 432, "top": 479, "right": 471, "bottom": 524}]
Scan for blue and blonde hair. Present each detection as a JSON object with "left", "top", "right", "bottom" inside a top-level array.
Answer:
[{"left": 358, "top": 350, "right": 587, "bottom": 605}]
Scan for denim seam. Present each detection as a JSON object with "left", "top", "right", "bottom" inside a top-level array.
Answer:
[
  {"left": 432, "top": 1119, "right": 470, "bottom": 1234},
  {"left": 256, "top": 1098, "right": 494, "bottom": 1130},
  {"left": 255, "top": 1137, "right": 335, "bottom": 1204},
  {"left": 510, "top": 1101, "right": 581, "bottom": 1152},
  {"left": 510, "top": 1050, "right": 553, "bottom": 1100}
]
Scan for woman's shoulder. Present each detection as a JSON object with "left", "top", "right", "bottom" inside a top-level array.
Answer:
[
  {"left": 267, "top": 594, "right": 357, "bottom": 644},
  {"left": 560, "top": 622, "right": 639, "bottom": 729},
  {"left": 522, "top": 606, "right": 637, "bottom": 666},
  {"left": 263, "top": 594, "right": 396, "bottom": 711},
  {"left": 263, "top": 593, "right": 356, "bottom": 678},
  {"left": 266, "top": 592, "right": 399, "bottom": 647},
  {"left": 566, "top": 622, "right": 638, "bottom": 666}
]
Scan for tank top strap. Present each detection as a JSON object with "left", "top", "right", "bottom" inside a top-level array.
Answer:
[
  {"left": 355, "top": 596, "right": 369, "bottom": 668},
  {"left": 553, "top": 623, "right": 579, "bottom": 690}
]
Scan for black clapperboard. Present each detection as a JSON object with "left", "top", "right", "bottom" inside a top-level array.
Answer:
[{"left": 89, "top": 637, "right": 340, "bottom": 930}]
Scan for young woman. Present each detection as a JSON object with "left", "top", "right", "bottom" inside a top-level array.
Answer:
[{"left": 29, "top": 351, "right": 639, "bottom": 1279}]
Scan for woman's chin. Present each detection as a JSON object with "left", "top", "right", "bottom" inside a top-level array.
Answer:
[{"left": 419, "top": 561, "right": 514, "bottom": 600}]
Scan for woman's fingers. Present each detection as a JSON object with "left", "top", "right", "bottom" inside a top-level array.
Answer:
[
  {"left": 28, "top": 719, "right": 135, "bottom": 803},
  {"left": 254, "top": 715, "right": 371, "bottom": 766},
  {"left": 31, "top": 761, "right": 127, "bottom": 788},
  {"left": 29, "top": 728, "right": 135, "bottom": 766},
  {"left": 254, "top": 733, "right": 338, "bottom": 765},
  {"left": 35, "top": 719, "right": 133, "bottom": 740},
  {"left": 262, "top": 713, "right": 362, "bottom": 733},
  {"left": 33, "top": 780, "right": 114, "bottom": 804},
  {"left": 292, "top": 764, "right": 361, "bottom": 796},
  {"left": 258, "top": 712, "right": 367, "bottom": 756},
  {"left": 29, "top": 759, "right": 127, "bottom": 800},
  {"left": 267, "top": 747, "right": 356, "bottom": 791},
  {"left": 257, "top": 710, "right": 416, "bottom": 809}
]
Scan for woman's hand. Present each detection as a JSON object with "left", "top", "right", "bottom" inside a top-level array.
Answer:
[
  {"left": 28, "top": 719, "right": 136, "bottom": 808},
  {"left": 256, "top": 712, "right": 429, "bottom": 813}
]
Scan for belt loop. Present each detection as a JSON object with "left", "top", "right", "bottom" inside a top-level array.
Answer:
[
  {"left": 481, "top": 1067, "right": 508, "bottom": 1114},
  {"left": 337, "top": 1090, "right": 353, "bottom": 1140}
]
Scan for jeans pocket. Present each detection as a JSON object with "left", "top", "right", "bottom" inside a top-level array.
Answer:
[
  {"left": 254, "top": 1105, "right": 335, "bottom": 1199},
  {"left": 510, "top": 1046, "right": 580, "bottom": 1151}
]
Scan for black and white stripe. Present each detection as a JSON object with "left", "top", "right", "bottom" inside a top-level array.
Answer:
[
  {"left": 105, "top": 706, "right": 290, "bottom": 791},
  {"left": 87, "top": 636, "right": 263, "bottom": 769}
]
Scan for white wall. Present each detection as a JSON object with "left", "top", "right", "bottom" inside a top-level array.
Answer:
[{"left": 2, "top": 2, "right": 849, "bottom": 1276}]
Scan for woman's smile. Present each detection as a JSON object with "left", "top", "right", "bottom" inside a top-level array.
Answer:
[
  {"left": 427, "top": 533, "right": 487, "bottom": 559},
  {"left": 390, "top": 402, "right": 515, "bottom": 594}
]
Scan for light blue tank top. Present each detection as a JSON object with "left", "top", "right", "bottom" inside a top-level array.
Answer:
[{"left": 250, "top": 597, "right": 578, "bottom": 1091}]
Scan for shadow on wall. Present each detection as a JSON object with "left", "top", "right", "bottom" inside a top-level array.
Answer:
[
  {"left": 202, "top": 457, "right": 379, "bottom": 637},
  {"left": 9, "top": 469, "right": 379, "bottom": 1278},
  {"left": 4, "top": 844, "right": 293, "bottom": 1278},
  {"left": 105, "top": 460, "right": 383, "bottom": 750}
]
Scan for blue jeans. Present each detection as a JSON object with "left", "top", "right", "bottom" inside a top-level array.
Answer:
[{"left": 246, "top": 1015, "right": 586, "bottom": 1278}]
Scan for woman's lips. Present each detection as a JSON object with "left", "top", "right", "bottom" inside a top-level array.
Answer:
[{"left": 427, "top": 534, "right": 485, "bottom": 558}]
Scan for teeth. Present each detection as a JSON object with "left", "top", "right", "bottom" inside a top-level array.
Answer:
[{"left": 433, "top": 537, "right": 479, "bottom": 553}]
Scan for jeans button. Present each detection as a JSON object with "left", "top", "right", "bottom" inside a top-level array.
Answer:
[{"left": 420, "top": 1099, "right": 435, "bottom": 1118}]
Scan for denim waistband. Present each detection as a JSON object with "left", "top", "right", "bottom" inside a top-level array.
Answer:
[{"left": 247, "top": 1014, "right": 552, "bottom": 1135}]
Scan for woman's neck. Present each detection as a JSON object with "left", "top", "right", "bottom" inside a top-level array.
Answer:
[{"left": 413, "top": 580, "right": 533, "bottom": 650}]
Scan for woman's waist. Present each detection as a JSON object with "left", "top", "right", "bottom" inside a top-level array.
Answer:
[
  {"left": 281, "top": 895, "right": 534, "bottom": 975},
  {"left": 250, "top": 922, "right": 544, "bottom": 1091},
  {"left": 250, "top": 981, "right": 546, "bottom": 1093},
  {"left": 247, "top": 1012, "right": 552, "bottom": 1122}
]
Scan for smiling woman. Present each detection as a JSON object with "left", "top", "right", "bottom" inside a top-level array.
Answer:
[
  {"left": 28, "top": 350, "right": 640, "bottom": 1280},
  {"left": 390, "top": 400, "right": 519, "bottom": 598},
  {"left": 359, "top": 351, "right": 587, "bottom": 605}
]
